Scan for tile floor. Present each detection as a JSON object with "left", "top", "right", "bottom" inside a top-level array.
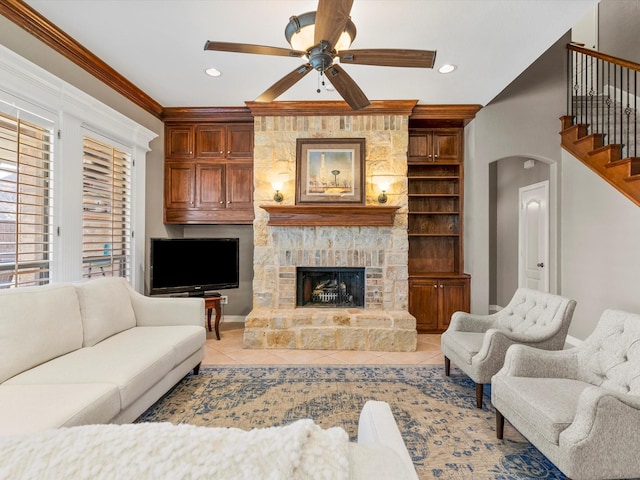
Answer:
[{"left": 203, "top": 323, "right": 445, "bottom": 365}]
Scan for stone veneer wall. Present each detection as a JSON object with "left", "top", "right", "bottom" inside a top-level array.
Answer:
[{"left": 246, "top": 114, "right": 417, "bottom": 351}]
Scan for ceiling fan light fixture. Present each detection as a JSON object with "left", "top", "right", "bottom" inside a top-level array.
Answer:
[{"left": 285, "top": 11, "right": 356, "bottom": 52}]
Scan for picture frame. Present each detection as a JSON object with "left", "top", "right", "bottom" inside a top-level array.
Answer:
[{"left": 295, "top": 138, "right": 365, "bottom": 204}]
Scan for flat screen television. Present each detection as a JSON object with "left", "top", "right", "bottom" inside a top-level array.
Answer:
[{"left": 150, "top": 237, "right": 239, "bottom": 296}]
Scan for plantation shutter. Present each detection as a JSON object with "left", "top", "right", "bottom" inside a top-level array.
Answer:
[
  {"left": 0, "top": 111, "right": 54, "bottom": 288},
  {"left": 82, "top": 136, "right": 131, "bottom": 280}
]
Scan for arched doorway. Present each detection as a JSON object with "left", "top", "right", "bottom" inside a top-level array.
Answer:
[{"left": 488, "top": 156, "right": 556, "bottom": 310}]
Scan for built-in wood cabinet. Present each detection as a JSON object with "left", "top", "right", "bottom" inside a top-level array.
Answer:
[
  {"left": 407, "top": 127, "right": 470, "bottom": 332},
  {"left": 409, "top": 275, "right": 470, "bottom": 331},
  {"left": 164, "top": 122, "right": 254, "bottom": 224},
  {"left": 408, "top": 128, "right": 461, "bottom": 163}
]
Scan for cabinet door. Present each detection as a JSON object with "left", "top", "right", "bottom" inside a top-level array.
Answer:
[
  {"left": 225, "top": 163, "right": 253, "bottom": 210},
  {"left": 166, "top": 126, "right": 194, "bottom": 158},
  {"left": 433, "top": 131, "right": 460, "bottom": 162},
  {"left": 409, "top": 278, "right": 439, "bottom": 331},
  {"left": 408, "top": 130, "right": 430, "bottom": 162},
  {"left": 196, "top": 125, "right": 225, "bottom": 158},
  {"left": 438, "top": 278, "right": 470, "bottom": 330},
  {"left": 226, "top": 124, "right": 254, "bottom": 158},
  {"left": 195, "top": 163, "right": 225, "bottom": 209},
  {"left": 164, "top": 162, "right": 195, "bottom": 208}
]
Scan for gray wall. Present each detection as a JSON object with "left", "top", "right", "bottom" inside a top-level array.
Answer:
[
  {"left": 491, "top": 158, "right": 549, "bottom": 307},
  {"left": 466, "top": 31, "right": 567, "bottom": 317},
  {"left": 467, "top": 1, "right": 640, "bottom": 341},
  {"left": 599, "top": 0, "right": 640, "bottom": 63}
]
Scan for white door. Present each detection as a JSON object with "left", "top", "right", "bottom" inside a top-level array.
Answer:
[{"left": 519, "top": 181, "right": 549, "bottom": 292}]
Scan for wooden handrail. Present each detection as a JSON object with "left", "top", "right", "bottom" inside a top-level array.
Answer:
[{"left": 568, "top": 43, "right": 640, "bottom": 73}]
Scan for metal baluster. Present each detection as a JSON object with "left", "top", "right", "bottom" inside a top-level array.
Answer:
[
  {"left": 606, "top": 61, "right": 612, "bottom": 146},
  {"left": 568, "top": 49, "right": 572, "bottom": 119},
  {"left": 625, "top": 68, "right": 631, "bottom": 159},
  {"left": 596, "top": 58, "right": 600, "bottom": 136},
  {"left": 583, "top": 52, "right": 587, "bottom": 127},
  {"left": 633, "top": 70, "right": 638, "bottom": 158},
  {"left": 613, "top": 65, "right": 618, "bottom": 149}
]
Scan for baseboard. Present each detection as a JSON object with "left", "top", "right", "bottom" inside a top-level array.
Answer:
[
  {"left": 564, "top": 334, "right": 583, "bottom": 348},
  {"left": 222, "top": 315, "right": 246, "bottom": 323}
]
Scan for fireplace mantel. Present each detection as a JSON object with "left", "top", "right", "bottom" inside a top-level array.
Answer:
[{"left": 260, "top": 205, "right": 400, "bottom": 226}]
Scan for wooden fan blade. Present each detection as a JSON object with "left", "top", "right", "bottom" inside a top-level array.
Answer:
[
  {"left": 204, "top": 41, "right": 305, "bottom": 58},
  {"left": 255, "top": 64, "right": 314, "bottom": 102},
  {"left": 339, "top": 49, "right": 437, "bottom": 68},
  {"left": 324, "top": 64, "right": 370, "bottom": 111},
  {"left": 314, "top": 0, "right": 354, "bottom": 48}
]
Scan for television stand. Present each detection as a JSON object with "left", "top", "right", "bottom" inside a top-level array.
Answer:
[{"left": 204, "top": 296, "right": 222, "bottom": 340}]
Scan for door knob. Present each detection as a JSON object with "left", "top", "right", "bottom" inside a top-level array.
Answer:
[{"left": 537, "top": 262, "right": 544, "bottom": 268}]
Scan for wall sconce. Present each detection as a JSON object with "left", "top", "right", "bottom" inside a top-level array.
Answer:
[
  {"left": 373, "top": 176, "right": 393, "bottom": 204},
  {"left": 271, "top": 177, "right": 285, "bottom": 203}
]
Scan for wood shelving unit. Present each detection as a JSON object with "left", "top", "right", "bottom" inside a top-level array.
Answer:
[{"left": 407, "top": 127, "right": 470, "bottom": 332}]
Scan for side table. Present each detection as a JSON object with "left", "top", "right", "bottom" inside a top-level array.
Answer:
[{"left": 204, "top": 296, "right": 222, "bottom": 340}]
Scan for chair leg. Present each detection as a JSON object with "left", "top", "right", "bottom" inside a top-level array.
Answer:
[
  {"left": 475, "top": 383, "right": 484, "bottom": 408},
  {"left": 193, "top": 362, "right": 201, "bottom": 375},
  {"left": 444, "top": 356, "right": 450, "bottom": 376},
  {"left": 496, "top": 409, "right": 504, "bottom": 439}
]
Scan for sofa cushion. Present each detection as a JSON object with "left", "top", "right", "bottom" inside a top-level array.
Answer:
[
  {"left": 5, "top": 326, "right": 204, "bottom": 410},
  {"left": 492, "top": 376, "right": 591, "bottom": 444},
  {"left": 0, "top": 283, "right": 83, "bottom": 383},
  {"left": 0, "top": 383, "right": 120, "bottom": 436},
  {"left": 75, "top": 277, "right": 137, "bottom": 347}
]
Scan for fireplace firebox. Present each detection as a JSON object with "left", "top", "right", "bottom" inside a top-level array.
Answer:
[{"left": 296, "top": 267, "right": 365, "bottom": 308}]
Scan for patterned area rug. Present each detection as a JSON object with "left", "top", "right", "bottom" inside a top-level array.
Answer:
[{"left": 137, "top": 365, "right": 562, "bottom": 479}]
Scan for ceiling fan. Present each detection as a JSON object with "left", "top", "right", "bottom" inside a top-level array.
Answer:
[{"left": 204, "top": 0, "right": 436, "bottom": 111}]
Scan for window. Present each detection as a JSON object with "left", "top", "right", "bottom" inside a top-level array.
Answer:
[
  {"left": 0, "top": 111, "right": 54, "bottom": 288},
  {"left": 1, "top": 45, "right": 156, "bottom": 291},
  {"left": 82, "top": 136, "right": 131, "bottom": 280}
]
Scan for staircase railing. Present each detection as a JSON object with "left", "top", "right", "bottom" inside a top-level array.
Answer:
[{"left": 567, "top": 43, "right": 639, "bottom": 160}]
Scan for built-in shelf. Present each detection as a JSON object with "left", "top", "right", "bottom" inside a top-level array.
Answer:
[{"left": 260, "top": 205, "right": 400, "bottom": 226}]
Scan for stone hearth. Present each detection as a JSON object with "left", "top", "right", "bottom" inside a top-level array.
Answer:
[
  {"left": 245, "top": 107, "right": 417, "bottom": 352},
  {"left": 244, "top": 308, "right": 416, "bottom": 351}
]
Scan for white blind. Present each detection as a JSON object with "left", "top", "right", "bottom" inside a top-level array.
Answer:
[
  {"left": 82, "top": 136, "right": 131, "bottom": 280},
  {"left": 0, "top": 111, "right": 54, "bottom": 288}
]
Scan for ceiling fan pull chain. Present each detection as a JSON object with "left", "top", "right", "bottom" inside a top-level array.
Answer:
[{"left": 317, "top": 59, "right": 326, "bottom": 94}]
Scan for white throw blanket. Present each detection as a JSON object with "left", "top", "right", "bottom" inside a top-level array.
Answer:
[{"left": 0, "top": 420, "right": 350, "bottom": 480}]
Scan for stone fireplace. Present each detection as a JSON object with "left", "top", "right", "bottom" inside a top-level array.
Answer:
[{"left": 244, "top": 102, "right": 417, "bottom": 352}]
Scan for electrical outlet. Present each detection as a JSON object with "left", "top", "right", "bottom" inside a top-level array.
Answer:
[{"left": 220, "top": 295, "right": 228, "bottom": 305}]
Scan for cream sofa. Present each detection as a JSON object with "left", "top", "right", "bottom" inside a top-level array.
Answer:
[{"left": 0, "top": 277, "right": 206, "bottom": 436}]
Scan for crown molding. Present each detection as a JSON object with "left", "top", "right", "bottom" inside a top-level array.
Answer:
[
  {"left": 0, "top": 0, "right": 163, "bottom": 119},
  {"left": 245, "top": 100, "right": 418, "bottom": 117},
  {"left": 161, "top": 106, "right": 254, "bottom": 123},
  {"left": 410, "top": 104, "right": 482, "bottom": 123}
]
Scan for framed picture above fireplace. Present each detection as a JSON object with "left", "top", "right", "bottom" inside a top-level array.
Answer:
[{"left": 295, "top": 138, "right": 365, "bottom": 204}]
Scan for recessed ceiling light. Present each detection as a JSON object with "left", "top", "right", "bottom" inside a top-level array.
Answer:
[
  {"left": 205, "top": 67, "right": 221, "bottom": 77},
  {"left": 438, "top": 64, "right": 457, "bottom": 74}
]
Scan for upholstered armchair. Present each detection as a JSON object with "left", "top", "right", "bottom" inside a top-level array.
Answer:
[
  {"left": 492, "top": 309, "right": 640, "bottom": 480},
  {"left": 441, "top": 288, "right": 576, "bottom": 408}
]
